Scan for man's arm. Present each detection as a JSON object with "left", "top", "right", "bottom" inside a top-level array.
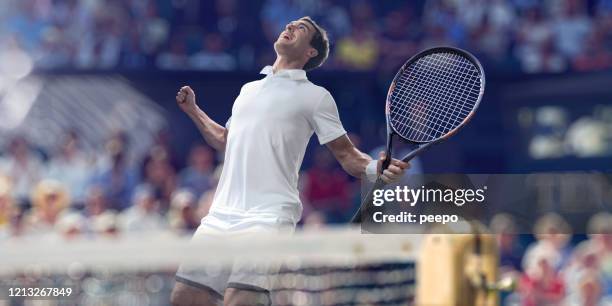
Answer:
[
  {"left": 326, "top": 135, "right": 409, "bottom": 183},
  {"left": 176, "top": 86, "right": 228, "bottom": 151}
]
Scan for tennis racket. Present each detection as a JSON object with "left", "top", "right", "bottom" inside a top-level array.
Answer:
[{"left": 351, "top": 47, "right": 485, "bottom": 223}]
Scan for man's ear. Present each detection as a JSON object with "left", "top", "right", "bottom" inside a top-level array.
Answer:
[{"left": 307, "top": 47, "right": 318, "bottom": 59}]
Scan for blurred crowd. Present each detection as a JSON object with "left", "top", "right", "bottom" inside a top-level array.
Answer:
[
  {"left": 0, "top": 129, "right": 365, "bottom": 241},
  {"left": 493, "top": 212, "right": 612, "bottom": 306},
  {"left": 1, "top": 0, "right": 612, "bottom": 74},
  {"left": 0, "top": 131, "right": 203, "bottom": 240}
]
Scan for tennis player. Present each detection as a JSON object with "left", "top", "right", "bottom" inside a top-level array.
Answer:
[{"left": 171, "top": 17, "right": 409, "bottom": 306}]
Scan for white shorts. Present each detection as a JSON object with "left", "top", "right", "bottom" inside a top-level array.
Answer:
[{"left": 175, "top": 211, "right": 294, "bottom": 297}]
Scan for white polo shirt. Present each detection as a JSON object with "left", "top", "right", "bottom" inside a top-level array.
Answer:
[{"left": 206, "top": 66, "right": 346, "bottom": 228}]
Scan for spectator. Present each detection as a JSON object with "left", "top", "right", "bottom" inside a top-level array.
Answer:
[
  {"left": 91, "top": 211, "right": 120, "bottom": 238},
  {"left": 178, "top": 144, "right": 215, "bottom": 198},
  {"left": 586, "top": 212, "right": 612, "bottom": 254},
  {"left": 54, "top": 212, "right": 86, "bottom": 241},
  {"left": 167, "top": 189, "right": 199, "bottom": 234},
  {"left": 563, "top": 242, "right": 608, "bottom": 306},
  {"left": 189, "top": 32, "right": 237, "bottom": 71},
  {"left": 24, "top": 179, "right": 71, "bottom": 237},
  {"left": 514, "top": 7, "right": 550, "bottom": 53},
  {"left": 470, "top": 14, "right": 510, "bottom": 60},
  {"left": 532, "top": 38, "right": 568, "bottom": 73},
  {"left": 141, "top": 146, "right": 177, "bottom": 212},
  {"left": 514, "top": 7, "right": 567, "bottom": 73},
  {"left": 335, "top": 27, "right": 379, "bottom": 70},
  {"left": 75, "top": 2, "right": 123, "bottom": 69},
  {"left": 152, "top": 128, "right": 180, "bottom": 170},
  {"left": 83, "top": 185, "right": 109, "bottom": 217},
  {"left": 552, "top": 0, "right": 593, "bottom": 58},
  {"left": 137, "top": 2, "right": 170, "bottom": 60},
  {"left": 1, "top": 0, "right": 611, "bottom": 74},
  {"left": 95, "top": 131, "right": 132, "bottom": 169},
  {"left": 119, "top": 184, "right": 166, "bottom": 232},
  {"left": 378, "top": 9, "right": 419, "bottom": 72},
  {"left": 93, "top": 132, "right": 138, "bottom": 210},
  {"left": 422, "top": 0, "right": 467, "bottom": 46},
  {"left": 349, "top": 0, "right": 377, "bottom": 30},
  {"left": 490, "top": 213, "right": 526, "bottom": 306},
  {"left": 0, "top": 136, "right": 44, "bottom": 204},
  {"left": 572, "top": 27, "right": 612, "bottom": 71},
  {"left": 3, "top": 0, "right": 46, "bottom": 53},
  {"left": 212, "top": 0, "right": 239, "bottom": 45},
  {"left": 488, "top": 0, "right": 516, "bottom": 31},
  {"left": 301, "top": 147, "right": 351, "bottom": 223},
  {"left": 36, "top": 25, "right": 73, "bottom": 69},
  {"left": 585, "top": 213, "right": 612, "bottom": 300},
  {"left": 121, "top": 23, "right": 149, "bottom": 69},
  {"left": 156, "top": 37, "right": 189, "bottom": 70},
  {"left": 45, "top": 129, "right": 93, "bottom": 206},
  {"left": 83, "top": 185, "right": 123, "bottom": 239},
  {"left": 491, "top": 213, "right": 525, "bottom": 274},
  {"left": 311, "top": 0, "right": 352, "bottom": 40},
  {"left": 523, "top": 213, "right": 573, "bottom": 272},
  {"left": 519, "top": 244, "right": 566, "bottom": 306},
  {"left": 260, "top": 0, "right": 303, "bottom": 44}
]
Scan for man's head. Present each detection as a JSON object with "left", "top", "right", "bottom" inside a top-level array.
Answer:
[{"left": 274, "top": 16, "right": 329, "bottom": 71}]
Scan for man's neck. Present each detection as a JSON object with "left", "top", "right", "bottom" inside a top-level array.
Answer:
[{"left": 272, "top": 56, "right": 305, "bottom": 73}]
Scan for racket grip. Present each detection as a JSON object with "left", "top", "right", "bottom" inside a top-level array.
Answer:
[
  {"left": 381, "top": 155, "right": 392, "bottom": 173},
  {"left": 350, "top": 177, "right": 387, "bottom": 224}
]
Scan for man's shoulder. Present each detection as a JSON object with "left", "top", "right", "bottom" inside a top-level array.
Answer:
[
  {"left": 299, "top": 81, "right": 331, "bottom": 97},
  {"left": 241, "top": 79, "right": 264, "bottom": 91}
]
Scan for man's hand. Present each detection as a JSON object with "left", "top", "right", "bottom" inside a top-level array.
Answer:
[
  {"left": 377, "top": 152, "right": 410, "bottom": 184},
  {"left": 176, "top": 86, "right": 198, "bottom": 115},
  {"left": 176, "top": 85, "right": 227, "bottom": 151}
]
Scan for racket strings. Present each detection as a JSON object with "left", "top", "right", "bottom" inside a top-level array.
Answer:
[
  {"left": 412, "top": 56, "right": 475, "bottom": 132},
  {"left": 393, "top": 54, "right": 479, "bottom": 140},
  {"left": 389, "top": 52, "right": 482, "bottom": 142},
  {"left": 397, "top": 54, "right": 477, "bottom": 139}
]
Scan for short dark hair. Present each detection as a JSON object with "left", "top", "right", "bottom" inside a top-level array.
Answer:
[{"left": 301, "top": 17, "right": 329, "bottom": 71}]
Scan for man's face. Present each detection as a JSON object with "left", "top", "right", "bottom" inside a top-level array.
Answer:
[{"left": 274, "top": 19, "right": 318, "bottom": 61}]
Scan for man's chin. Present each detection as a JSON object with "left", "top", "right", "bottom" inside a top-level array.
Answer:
[{"left": 274, "top": 41, "right": 290, "bottom": 53}]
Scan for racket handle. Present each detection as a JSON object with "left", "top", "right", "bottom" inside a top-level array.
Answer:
[
  {"left": 381, "top": 155, "right": 392, "bottom": 173},
  {"left": 351, "top": 142, "right": 435, "bottom": 224},
  {"left": 350, "top": 177, "right": 387, "bottom": 224}
]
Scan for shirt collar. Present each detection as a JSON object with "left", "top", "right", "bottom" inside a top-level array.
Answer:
[{"left": 260, "top": 66, "right": 308, "bottom": 81}]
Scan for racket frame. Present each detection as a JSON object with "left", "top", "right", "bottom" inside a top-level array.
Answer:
[{"left": 352, "top": 46, "right": 486, "bottom": 224}]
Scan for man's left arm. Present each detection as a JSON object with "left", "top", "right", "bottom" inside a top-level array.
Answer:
[{"left": 326, "top": 135, "right": 410, "bottom": 183}]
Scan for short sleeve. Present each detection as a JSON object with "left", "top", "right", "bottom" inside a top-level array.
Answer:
[
  {"left": 310, "top": 91, "right": 346, "bottom": 144},
  {"left": 225, "top": 117, "right": 232, "bottom": 129}
]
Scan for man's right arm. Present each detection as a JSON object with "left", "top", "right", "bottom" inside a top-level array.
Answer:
[{"left": 176, "top": 86, "right": 227, "bottom": 151}]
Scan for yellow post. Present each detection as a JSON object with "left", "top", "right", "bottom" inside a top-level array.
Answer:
[{"left": 416, "top": 222, "right": 499, "bottom": 306}]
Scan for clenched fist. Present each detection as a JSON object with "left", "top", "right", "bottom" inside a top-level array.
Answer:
[{"left": 176, "top": 86, "right": 198, "bottom": 115}]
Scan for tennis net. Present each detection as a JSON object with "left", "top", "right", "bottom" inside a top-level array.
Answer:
[{"left": 0, "top": 227, "right": 422, "bottom": 306}]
